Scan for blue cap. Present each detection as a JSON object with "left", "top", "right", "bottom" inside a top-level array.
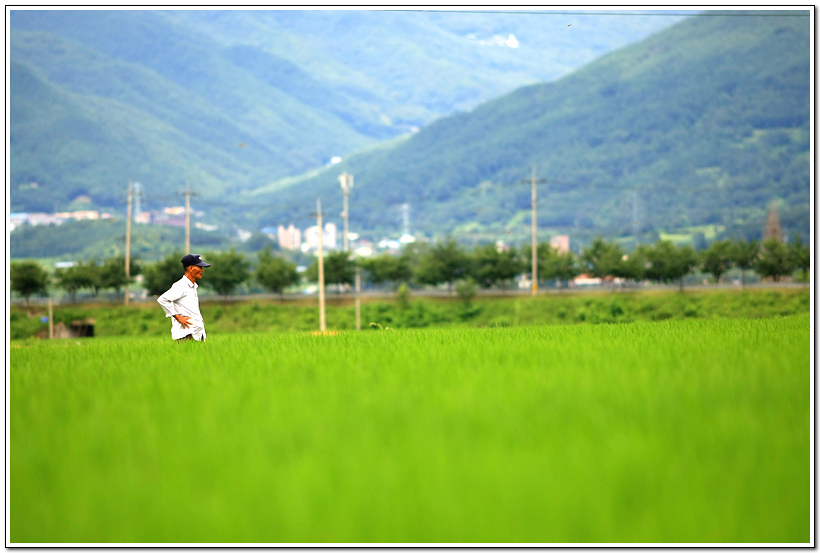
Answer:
[{"left": 181, "top": 254, "right": 210, "bottom": 268}]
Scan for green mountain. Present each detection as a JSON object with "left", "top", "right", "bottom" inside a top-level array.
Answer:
[
  {"left": 10, "top": 9, "right": 684, "bottom": 216},
  {"left": 246, "top": 11, "right": 810, "bottom": 244}
]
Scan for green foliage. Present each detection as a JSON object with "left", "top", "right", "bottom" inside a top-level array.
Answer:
[
  {"left": 9, "top": 218, "right": 234, "bottom": 262},
  {"left": 788, "top": 234, "right": 810, "bottom": 282},
  {"left": 700, "top": 239, "right": 733, "bottom": 284},
  {"left": 643, "top": 241, "right": 698, "bottom": 290},
  {"left": 97, "top": 256, "right": 142, "bottom": 296},
  {"left": 581, "top": 237, "right": 625, "bottom": 279},
  {"left": 414, "top": 238, "right": 469, "bottom": 287},
  {"left": 241, "top": 233, "right": 278, "bottom": 254},
  {"left": 305, "top": 251, "right": 355, "bottom": 287},
  {"left": 455, "top": 277, "right": 477, "bottom": 307},
  {"left": 10, "top": 260, "right": 50, "bottom": 305},
  {"left": 729, "top": 238, "right": 760, "bottom": 287},
  {"left": 9, "top": 316, "right": 809, "bottom": 542},
  {"left": 141, "top": 252, "right": 186, "bottom": 297},
  {"left": 614, "top": 248, "right": 645, "bottom": 283},
  {"left": 360, "top": 253, "right": 412, "bottom": 287},
  {"left": 396, "top": 283, "right": 411, "bottom": 310},
  {"left": 54, "top": 263, "right": 96, "bottom": 302},
  {"left": 255, "top": 248, "right": 300, "bottom": 296},
  {"left": 10, "top": 288, "right": 810, "bottom": 340},
  {"left": 549, "top": 250, "right": 582, "bottom": 287},
  {"left": 470, "top": 243, "right": 523, "bottom": 288},
  {"left": 755, "top": 238, "right": 794, "bottom": 282},
  {"left": 201, "top": 249, "right": 251, "bottom": 297},
  {"left": 521, "top": 243, "right": 582, "bottom": 286}
]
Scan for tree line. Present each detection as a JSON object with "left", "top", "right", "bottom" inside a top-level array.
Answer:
[{"left": 10, "top": 235, "right": 810, "bottom": 306}]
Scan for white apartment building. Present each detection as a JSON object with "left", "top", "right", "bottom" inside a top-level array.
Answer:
[
  {"left": 550, "top": 235, "right": 570, "bottom": 254},
  {"left": 277, "top": 224, "right": 302, "bottom": 251},
  {"left": 302, "top": 223, "right": 337, "bottom": 251}
]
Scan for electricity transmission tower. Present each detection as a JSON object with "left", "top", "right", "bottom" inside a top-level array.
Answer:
[
  {"left": 132, "top": 182, "right": 143, "bottom": 222},
  {"left": 401, "top": 203, "right": 411, "bottom": 236}
]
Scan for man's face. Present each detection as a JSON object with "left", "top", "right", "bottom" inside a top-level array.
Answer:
[{"left": 189, "top": 265, "right": 204, "bottom": 282}]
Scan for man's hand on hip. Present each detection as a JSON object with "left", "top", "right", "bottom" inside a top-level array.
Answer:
[{"left": 174, "top": 315, "right": 192, "bottom": 329}]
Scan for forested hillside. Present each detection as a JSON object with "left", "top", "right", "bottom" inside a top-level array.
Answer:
[
  {"left": 10, "top": 9, "right": 682, "bottom": 216},
  {"left": 248, "top": 11, "right": 809, "bottom": 244}
]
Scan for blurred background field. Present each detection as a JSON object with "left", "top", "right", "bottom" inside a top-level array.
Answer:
[
  {"left": 10, "top": 315, "right": 809, "bottom": 543},
  {"left": 10, "top": 287, "right": 811, "bottom": 340}
]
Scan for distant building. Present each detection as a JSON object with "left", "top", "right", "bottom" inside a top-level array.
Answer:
[
  {"left": 354, "top": 240, "right": 375, "bottom": 257},
  {"left": 163, "top": 206, "right": 186, "bottom": 216},
  {"left": 278, "top": 224, "right": 302, "bottom": 250},
  {"left": 27, "top": 213, "right": 64, "bottom": 226},
  {"left": 571, "top": 274, "right": 602, "bottom": 286},
  {"left": 550, "top": 235, "right": 570, "bottom": 254},
  {"left": 377, "top": 238, "right": 401, "bottom": 252},
  {"left": 195, "top": 222, "right": 218, "bottom": 232},
  {"left": 54, "top": 210, "right": 100, "bottom": 221},
  {"left": 135, "top": 212, "right": 152, "bottom": 224},
  {"left": 303, "top": 223, "right": 337, "bottom": 250},
  {"left": 153, "top": 213, "right": 186, "bottom": 227},
  {"left": 54, "top": 261, "right": 77, "bottom": 269},
  {"left": 71, "top": 210, "right": 99, "bottom": 221},
  {"left": 10, "top": 213, "right": 28, "bottom": 232},
  {"left": 324, "top": 223, "right": 337, "bottom": 249}
]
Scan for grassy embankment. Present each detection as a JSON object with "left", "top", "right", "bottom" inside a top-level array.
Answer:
[
  {"left": 10, "top": 288, "right": 811, "bottom": 340},
  {"left": 10, "top": 315, "right": 810, "bottom": 543}
]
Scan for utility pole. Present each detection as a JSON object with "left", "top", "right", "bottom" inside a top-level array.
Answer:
[
  {"left": 339, "top": 171, "right": 361, "bottom": 330},
  {"left": 124, "top": 180, "right": 133, "bottom": 306},
  {"left": 48, "top": 296, "right": 53, "bottom": 339},
  {"left": 313, "top": 198, "right": 326, "bottom": 332},
  {"left": 355, "top": 266, "right": 361, "bottom": 331},
  {"left": 520, "top": 166, "right": 546, "bottom": 296}
]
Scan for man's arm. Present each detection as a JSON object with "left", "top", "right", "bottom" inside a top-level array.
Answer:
[
  {"left": 157, "top": 284, "right": 194, "bottom": 329},
  {"left": 157, "top": 283, "right": 183, "bottom": 316}
]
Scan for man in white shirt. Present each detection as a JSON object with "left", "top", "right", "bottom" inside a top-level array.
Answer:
[{"left": 157, "top": 254, "right": 211, "bottom": 342}]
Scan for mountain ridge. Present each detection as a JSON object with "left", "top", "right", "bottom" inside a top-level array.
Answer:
[
  {"left": 10, "top": 9, "right": 686, "bottom": 215},
  {"left": 244, "top": 10, "right": 809, "bottom": 244}
]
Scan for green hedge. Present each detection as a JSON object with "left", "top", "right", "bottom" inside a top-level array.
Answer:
[{"left": 10, "top": 288, "right": 810, "bottom": 341}]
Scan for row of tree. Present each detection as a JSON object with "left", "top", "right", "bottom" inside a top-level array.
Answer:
[
  {"left": 10, "top": 236, "right": 810, "bottom": 306},
  {"left": 358, "top": 236, "right": 809, "bottom": 292}
]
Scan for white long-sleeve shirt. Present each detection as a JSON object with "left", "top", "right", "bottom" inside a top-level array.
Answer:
[{"left": 157, "top": 276, "right": 207, "bottom": 341}]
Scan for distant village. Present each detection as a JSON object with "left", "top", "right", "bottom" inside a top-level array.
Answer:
[{"left": 9, "top": 205, "right": 571, "bottom": 272}]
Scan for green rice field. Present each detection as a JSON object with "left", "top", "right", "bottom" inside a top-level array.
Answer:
[{"left": 10, "top": 315, "right": 810, "bottom": 544}]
